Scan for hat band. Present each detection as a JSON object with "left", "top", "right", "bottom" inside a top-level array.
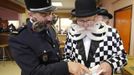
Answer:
[{"left": 30, "top": 6, "right": 53, "bottom": 12}]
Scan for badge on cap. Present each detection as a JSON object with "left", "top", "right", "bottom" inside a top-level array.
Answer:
[{"left": 46, "top": 0, "right": 50, "bottom": 4}]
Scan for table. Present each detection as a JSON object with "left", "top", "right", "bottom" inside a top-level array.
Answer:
[{"left": 123, "top": 56, "right": 134, "bottom": 75}]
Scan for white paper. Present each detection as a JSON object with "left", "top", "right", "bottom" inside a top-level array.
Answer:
[{"left": 84, "top": 65, "right": 103, "bottom": 75}]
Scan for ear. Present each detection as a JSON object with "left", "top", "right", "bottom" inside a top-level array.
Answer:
[
  {"left": 27, "top": 11, "right": 33, "bottom": 17},
  {"left": 27, "top": 11, "right": 37, "bottom": 22}
]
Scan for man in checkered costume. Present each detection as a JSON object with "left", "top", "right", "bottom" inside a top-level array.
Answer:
[
  {"left": 63, "top": 0, "right": 127, "bottom": 75},
  {"left": 64, "top": 22, "right": 127, "bottom": 73}
]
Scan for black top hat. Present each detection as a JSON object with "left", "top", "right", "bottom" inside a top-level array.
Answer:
[
  {"left": 97, "top": 8, "right": 113, "bottom": 19},
  {"left": 72, "top": 0, "right": 99, "bottom": 17},
  {"left": 24, "top": 0, "right": 56, "bottom": 12}
]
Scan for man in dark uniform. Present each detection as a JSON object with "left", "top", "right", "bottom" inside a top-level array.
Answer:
[{"left": 8, "top": 0, "right": 90, "bottom": 75}]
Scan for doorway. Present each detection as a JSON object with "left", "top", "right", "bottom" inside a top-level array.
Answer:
[{"left": 114, "top": 5, "right": 132, "bottom": 54}]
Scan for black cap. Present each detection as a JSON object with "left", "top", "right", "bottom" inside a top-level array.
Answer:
[
  {"left": 24, "top": 0, "right": 56, "bottom": 12},
  {"left": 97, "top": 8, "right": 113, "bottom": 19},
  {"left": 72, "top": 0, "right": 99, "bottom": 17},
  {"left": 71, "top": 9, "right": 75, "bottom": 15}
]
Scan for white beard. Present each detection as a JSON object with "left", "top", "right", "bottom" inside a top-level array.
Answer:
[{"left": 68, "top": 21, "right": 108, "bottom": 41}]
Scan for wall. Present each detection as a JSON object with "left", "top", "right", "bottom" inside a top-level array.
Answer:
[
  {"left": 19, "top": 12, "right": 28, "bottom": 27},
  {"left": 101, "top": 0, "right": 134, "bottom": 56},
  {"left": 56, "top": 12, "right": 71, "bottom": 18},
  {"left": 0, "top": 7, "right": 21, "bottom": 28},
  {"left": 130, "top": 1, "right": 134, "bottom": 56},
  {"left": 0, "top": 7, "right": 19, "bottom": 20}
]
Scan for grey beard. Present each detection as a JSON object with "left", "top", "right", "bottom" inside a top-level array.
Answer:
[{"left": 32, "top": 22, "right": 47, "bottom": 32}]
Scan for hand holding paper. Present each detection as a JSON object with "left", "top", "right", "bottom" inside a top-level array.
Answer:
[{"left": 84, "top": 65, "right": 103, "bottom": 75}]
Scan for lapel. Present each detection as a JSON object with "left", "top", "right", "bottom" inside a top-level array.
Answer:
[
  {"left": 76, "top": 39, "right": 102, "bottom": 67},
  {"left": 47, "top": 29, "right": 56, "bottom": 44},
  {"left": 76, "top": 40, "right": 87, "bottom": 63},
  {"left": 44, "top": 32, "right": 55, "bottom": 46}
]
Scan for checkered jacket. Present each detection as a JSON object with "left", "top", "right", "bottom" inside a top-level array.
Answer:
[{"left": 63, "top": 25, "right": 127, "bottom": 72}]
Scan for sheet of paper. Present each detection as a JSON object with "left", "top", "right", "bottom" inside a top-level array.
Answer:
[{"left": 84, "top": 65, "right": 103, "bottom": 75}]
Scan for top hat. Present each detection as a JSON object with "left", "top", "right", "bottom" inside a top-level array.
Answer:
[
  {"left": 72, "top": 0, "right": 99, "bottom": 17},
  {"left": 97, "top": 8, "right": 113, "bottom": 19},
  {"left": 24, "top": 0, "right": 56, "bottom": 12}
]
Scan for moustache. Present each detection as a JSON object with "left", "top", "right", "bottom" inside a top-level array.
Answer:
[
  {"left": 76, "top": 26, "right": 95, "bottom": 33},
  {"left": 32, "top": 21, "right": 52, "bottom": 32}
]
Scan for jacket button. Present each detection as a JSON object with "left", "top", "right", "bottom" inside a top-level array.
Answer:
[
  {"left": 57, "top": 52, "right": 59, "bottom": 55},
  {"left": 44, "top": 50, "right": 47, "bottom": 53},
  {"left": 53, "top": 45, "right": 55, "bottom": 48}
]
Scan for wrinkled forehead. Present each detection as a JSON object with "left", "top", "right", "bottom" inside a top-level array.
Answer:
[
  {"left": 96, "top": 14, "right": 109, "bottom": 20},
  {"left": 76, "top": 15, "right": 96, "bottom": 20},
  {"left": 30, "top": 11, "right": 54, "bottom": 17}
]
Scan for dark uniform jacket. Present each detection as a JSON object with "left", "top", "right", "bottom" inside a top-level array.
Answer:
[{"left": 9, "top": 21, "right": 69, "bottom": 75}]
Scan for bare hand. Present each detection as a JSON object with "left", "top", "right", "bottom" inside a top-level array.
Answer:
[
  {"left": 90, "top": 65, "right": 103, "bottom": 75},
  {"left": 100, "top": 62, "right": 112, "bottom": 75},
  {"left": 68, "top": 62, "right": 91, "bottom": 75}
]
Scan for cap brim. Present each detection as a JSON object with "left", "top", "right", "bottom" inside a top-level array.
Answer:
[
  {"left": 30, "top": 6, "right": 57, "bottom": 13},
  {"left": 97, "top": 9, "right": 113, "bottom": 19},
  {"left": 107, "top": 14, "right": 113, "bottom": 19},
  {"left": 98, "top": 13, "right": 113, "bottom": 19}
]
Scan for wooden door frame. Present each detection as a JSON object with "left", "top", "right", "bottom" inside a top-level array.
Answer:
[{"left": 114, "top": 5, "right": 132, "bottom": 54}]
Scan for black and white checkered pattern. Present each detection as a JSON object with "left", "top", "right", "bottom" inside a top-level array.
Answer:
[{"left": 64, "top": 26, "right": 127, "bottom": 72}]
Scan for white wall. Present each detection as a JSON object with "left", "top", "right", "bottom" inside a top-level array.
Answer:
[
  {"left": 19, "top": 12, "right": 29, "bottom": 27},
  {"left": 101, "top": 0, "right": 134, "bottom": 56},
  {"left": 0, "top": 7, "right": 19, "bottom": 20},
  {"left": 130, "top": 2, "right": 134, "bottom": 56},
  {"left": 8, "top": 20, "right": 19, "bottom": 29}
]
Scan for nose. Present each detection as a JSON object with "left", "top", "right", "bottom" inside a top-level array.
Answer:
[
  {"left": 83, "top": 21, "right": 94, "bottom": 28},
  {"left": 46, "top": 14, "right": 53, "bottom": 21},
  {"left": 83, "top": 22, "right": 89, "bottom": 27}
]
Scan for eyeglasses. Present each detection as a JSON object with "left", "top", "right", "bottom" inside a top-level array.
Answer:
[
  {"left": 77, "top": 19, "right": 95, "bottom": 25},
  {"left": 76, "top": 16, "right": 95, "bottom": 23},
  {"left": 77, "top": 19, "right": 94, "bottom": 23}
]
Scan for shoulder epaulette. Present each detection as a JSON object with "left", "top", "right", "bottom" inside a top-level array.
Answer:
[{"left": 10, "top": 25, "right": 27, "bottom": 35}]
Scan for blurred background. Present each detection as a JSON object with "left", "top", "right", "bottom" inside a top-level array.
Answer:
[{"left": 0, "top": 0, "right": 134, "bottom": 75}]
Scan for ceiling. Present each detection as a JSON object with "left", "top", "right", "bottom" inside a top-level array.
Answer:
[
  {"left": 10, "top": 0, "right": 75, "bottom": 13},
  {"left": 10, "top": 0, "right": 100, "bottom": 13}
]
